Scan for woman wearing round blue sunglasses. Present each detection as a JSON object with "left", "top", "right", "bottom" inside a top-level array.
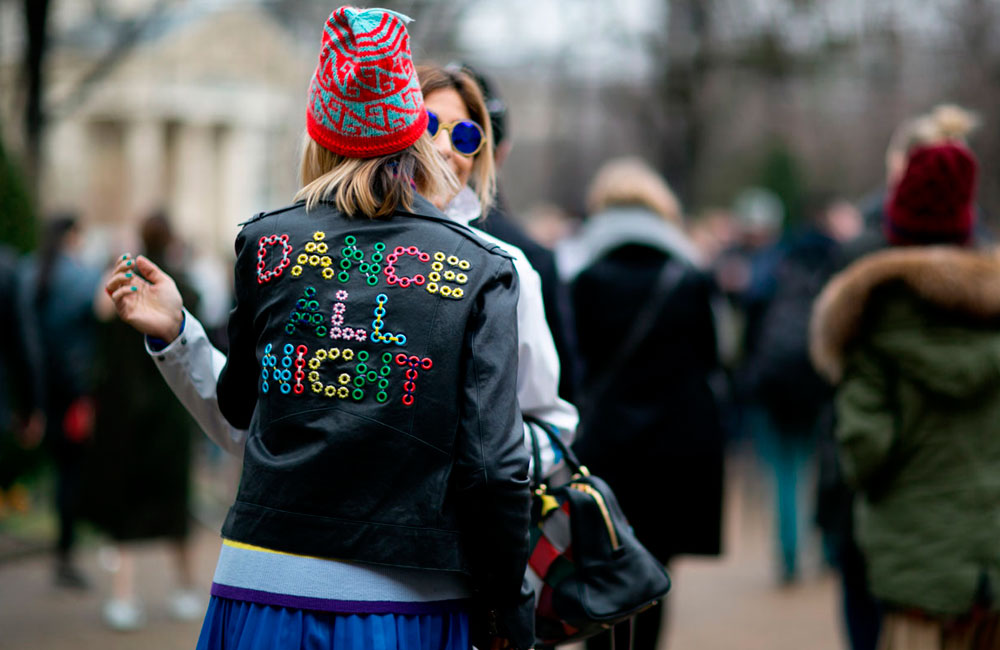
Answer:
[{"left": 418, "top": 65, "right": 496, "bottom": 217}]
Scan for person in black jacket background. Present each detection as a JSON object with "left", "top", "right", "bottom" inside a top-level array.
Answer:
[{"left": 566, "top": 158, "right": 726, "bottom": 650}]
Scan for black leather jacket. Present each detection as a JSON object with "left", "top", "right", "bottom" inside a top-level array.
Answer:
[{"left": 217, "top": 195, "right": 533, "bottom": 646}]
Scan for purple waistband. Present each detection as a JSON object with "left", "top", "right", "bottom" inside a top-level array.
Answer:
[{"left": 211, "top": 583, "right": 470, "bottom": 616}]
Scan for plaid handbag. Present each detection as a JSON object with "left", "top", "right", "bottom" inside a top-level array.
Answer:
[{"left": 525, "top": 420, "right": 671, "bottom": 646}]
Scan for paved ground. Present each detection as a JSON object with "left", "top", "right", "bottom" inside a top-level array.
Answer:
[{"left": 0, "top": 452, "right": 845, "bottom": 649}]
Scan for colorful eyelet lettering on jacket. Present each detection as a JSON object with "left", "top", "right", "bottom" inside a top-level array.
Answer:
[
  {"left": 329, "top": 290, "right": 368, "bottom": 343},
  {"left": 261, "top": 346, "right": 279, "bottom": 393},
  {"left": 424, "top": 253, "right": 472, "bottom": 300},
  {"left": 382, "top": 244, "right": 429, "bottom": 290},
  {"left": 337, "top": 236, "right": 383, "bottom": 286},
  {"left": 371, "top": 294, "right": 406, "bottom": 346},
  {"left": 257, "top": 234, "right": 293, "bottom": 285},
  {"left": 285, "top": 287, "right": 328, "bottom": 338},
  {"left": 394, "top": 353, "right": 433, "bottom": 407}
]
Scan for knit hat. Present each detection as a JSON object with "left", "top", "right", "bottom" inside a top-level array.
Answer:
[
  {"left": 886, "top": 143, "right": 978, "bottom": 246},
  {"left": 306, "top": 7, "right": 428, "bottom": 158}
]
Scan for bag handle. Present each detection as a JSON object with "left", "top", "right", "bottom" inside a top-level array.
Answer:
[{"left": 525, "top": 417, "right": 588, "bottom": 487}]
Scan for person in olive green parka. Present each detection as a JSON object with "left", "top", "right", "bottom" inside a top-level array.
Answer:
[{"left": 811, "top": 141, "right": 1000, "bottom": 648}]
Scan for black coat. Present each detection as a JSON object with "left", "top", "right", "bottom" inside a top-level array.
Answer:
[{"left": 571, "top": 244, "right": 725, "bottom": 561}]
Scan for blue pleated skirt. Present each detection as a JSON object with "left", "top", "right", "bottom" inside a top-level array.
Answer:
[{"left": 196, "top": 596, "right": 470, "bottom": 650}]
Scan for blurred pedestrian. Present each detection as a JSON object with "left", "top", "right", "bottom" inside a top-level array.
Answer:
[
  {"left": 86, "top": 211, "right": 202, "bottom": 630},
  {"left": 19, "top": 213, "right": 102, "bottom": 589},
  {"left": 0, "top": 243, "right": 44, "bottom": 513},
  {"left": 567, "top": 157, "right": 726, "bottom": 650},
  {"left": 812, "top": 139, "right": 1000, "bottom": 648},
  {"left": 749, "top": 194, "right": 860, "bottom": 584},
  {"left": 104, "top": 7, "right": 535, "bottom": 649}
]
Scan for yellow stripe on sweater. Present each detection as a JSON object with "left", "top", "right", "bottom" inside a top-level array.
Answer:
[{"left": 222, "top": 538, "right": 329, "bottom": 561}]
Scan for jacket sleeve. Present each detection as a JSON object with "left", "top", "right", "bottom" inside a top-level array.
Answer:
[
  {"left": 835, "top": 347, "right": 896, "bottom": 490},
  {"left": 145, "top": 309, "right": 248, "bottom": 456},
  {"left": 453, "top": 258, "right": 534, "bottom": 650},
  {"left": 217, "top": 227, "right": 259, "bottom": 430}
]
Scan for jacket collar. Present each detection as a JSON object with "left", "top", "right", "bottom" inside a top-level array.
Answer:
[
  {"left": 559, "top": 207, "right": 702, "bottom": 281},
  {"left": 810, "top": 245, "right": 1000, "bottom": 382}
]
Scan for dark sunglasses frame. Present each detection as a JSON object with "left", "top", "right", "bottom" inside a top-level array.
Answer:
[{"left": 426, "top": 111, "right": 486, "bottom": 157}]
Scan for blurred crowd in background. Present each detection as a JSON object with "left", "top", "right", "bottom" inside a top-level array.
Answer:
[{"left": 2, "top": 1, "right": 1000, "bottom": 649}]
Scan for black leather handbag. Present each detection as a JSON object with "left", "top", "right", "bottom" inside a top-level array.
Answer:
[{"left": 525, "top": 420, "right": 671, "bottom": 646}]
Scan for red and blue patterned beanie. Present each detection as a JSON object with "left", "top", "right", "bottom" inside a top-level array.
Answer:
[{"left": 306, "top": 7, "right": 428, "bottom": 159}]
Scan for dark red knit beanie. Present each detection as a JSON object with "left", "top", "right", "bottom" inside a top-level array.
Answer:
[{"left": 885, "top": 143, "right": 978, "bottom": 246}]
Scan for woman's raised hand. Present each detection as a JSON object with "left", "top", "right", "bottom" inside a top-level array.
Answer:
[{"left": 105, "top": 254, "right": 185, "bottom": 342}]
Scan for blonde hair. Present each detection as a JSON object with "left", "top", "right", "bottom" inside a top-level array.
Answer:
[
  {"left": 416, "top": 64, "right": 496, "bottom": 213},
  {"left": 294, "top": 132, "right": 458, "bottom": 217},
  {"left": 586, "top": 157, "right": 683, "bottom": 224},
  {"left": 888, "top": 104, "right": 979, "bottom": 162}
]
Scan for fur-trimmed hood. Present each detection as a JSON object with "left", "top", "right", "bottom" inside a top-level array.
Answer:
[{"left": 810, "top": 246, "right": 1000, "bottom": 382}]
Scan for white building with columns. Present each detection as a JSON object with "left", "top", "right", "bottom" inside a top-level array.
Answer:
[{"left": 4, "top": 1, "right": 314, "bottom": 258}]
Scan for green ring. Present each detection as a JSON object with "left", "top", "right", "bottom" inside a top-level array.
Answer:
[
  {"left": 340, "top": 259, "right": 352, "bottom": 270},
  {"left": 352, "top": 250, "right": 364, "bottom": 261},
  {"left": 370, "top": 264, "right": 381, "bottom": 274},
  {"left": 376, "top": 391, "right": 388, "bottom": 403},
  {"left": 316, "top": 326, "right": 327, "bottom": 337},
  {"left": 352, "top": 389, "right": 364, "bottom": 401},
  {"left": 379, "top": 365, "right": 391, "bottom": 377},
  {"left": 374, "top": 242, "right": 385, "bottom": 251},
  {"left": 345, "top": 235, "right": 356, "bottom": 245},
  {"left": 367, "top": 370, "right": 378, "bottom": 382},
  {"left": 354, "top": 376, "right": 366, "bottom": 387},
  {"left": 371, "top": 253, "right": 383, "bottom": 263},
  {"left": 358, "top": 351, "right": 369, "bottom": 361},
  {"left": 378, "top": 378, "right": 390, "bottom": 390},
  {"left": 382, "top": 352, "right": 392, "bottom": 364},
  {"left": 356, "top": 363, "right": 367, "bottom": 374},
  {"left": 338, "top": 271, "right": 350, "bottom": 283},
  {"left": 366, "top": 276, "right": 379, "bottom": 286}
]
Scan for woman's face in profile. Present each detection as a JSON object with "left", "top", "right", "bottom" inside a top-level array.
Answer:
[{"left": 424, "top": 87, "right": 477, "bottom": 197}]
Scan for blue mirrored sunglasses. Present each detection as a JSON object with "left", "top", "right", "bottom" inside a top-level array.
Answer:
[{"left": 426, "top": 111, "right": 485, "bottom": 157}]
